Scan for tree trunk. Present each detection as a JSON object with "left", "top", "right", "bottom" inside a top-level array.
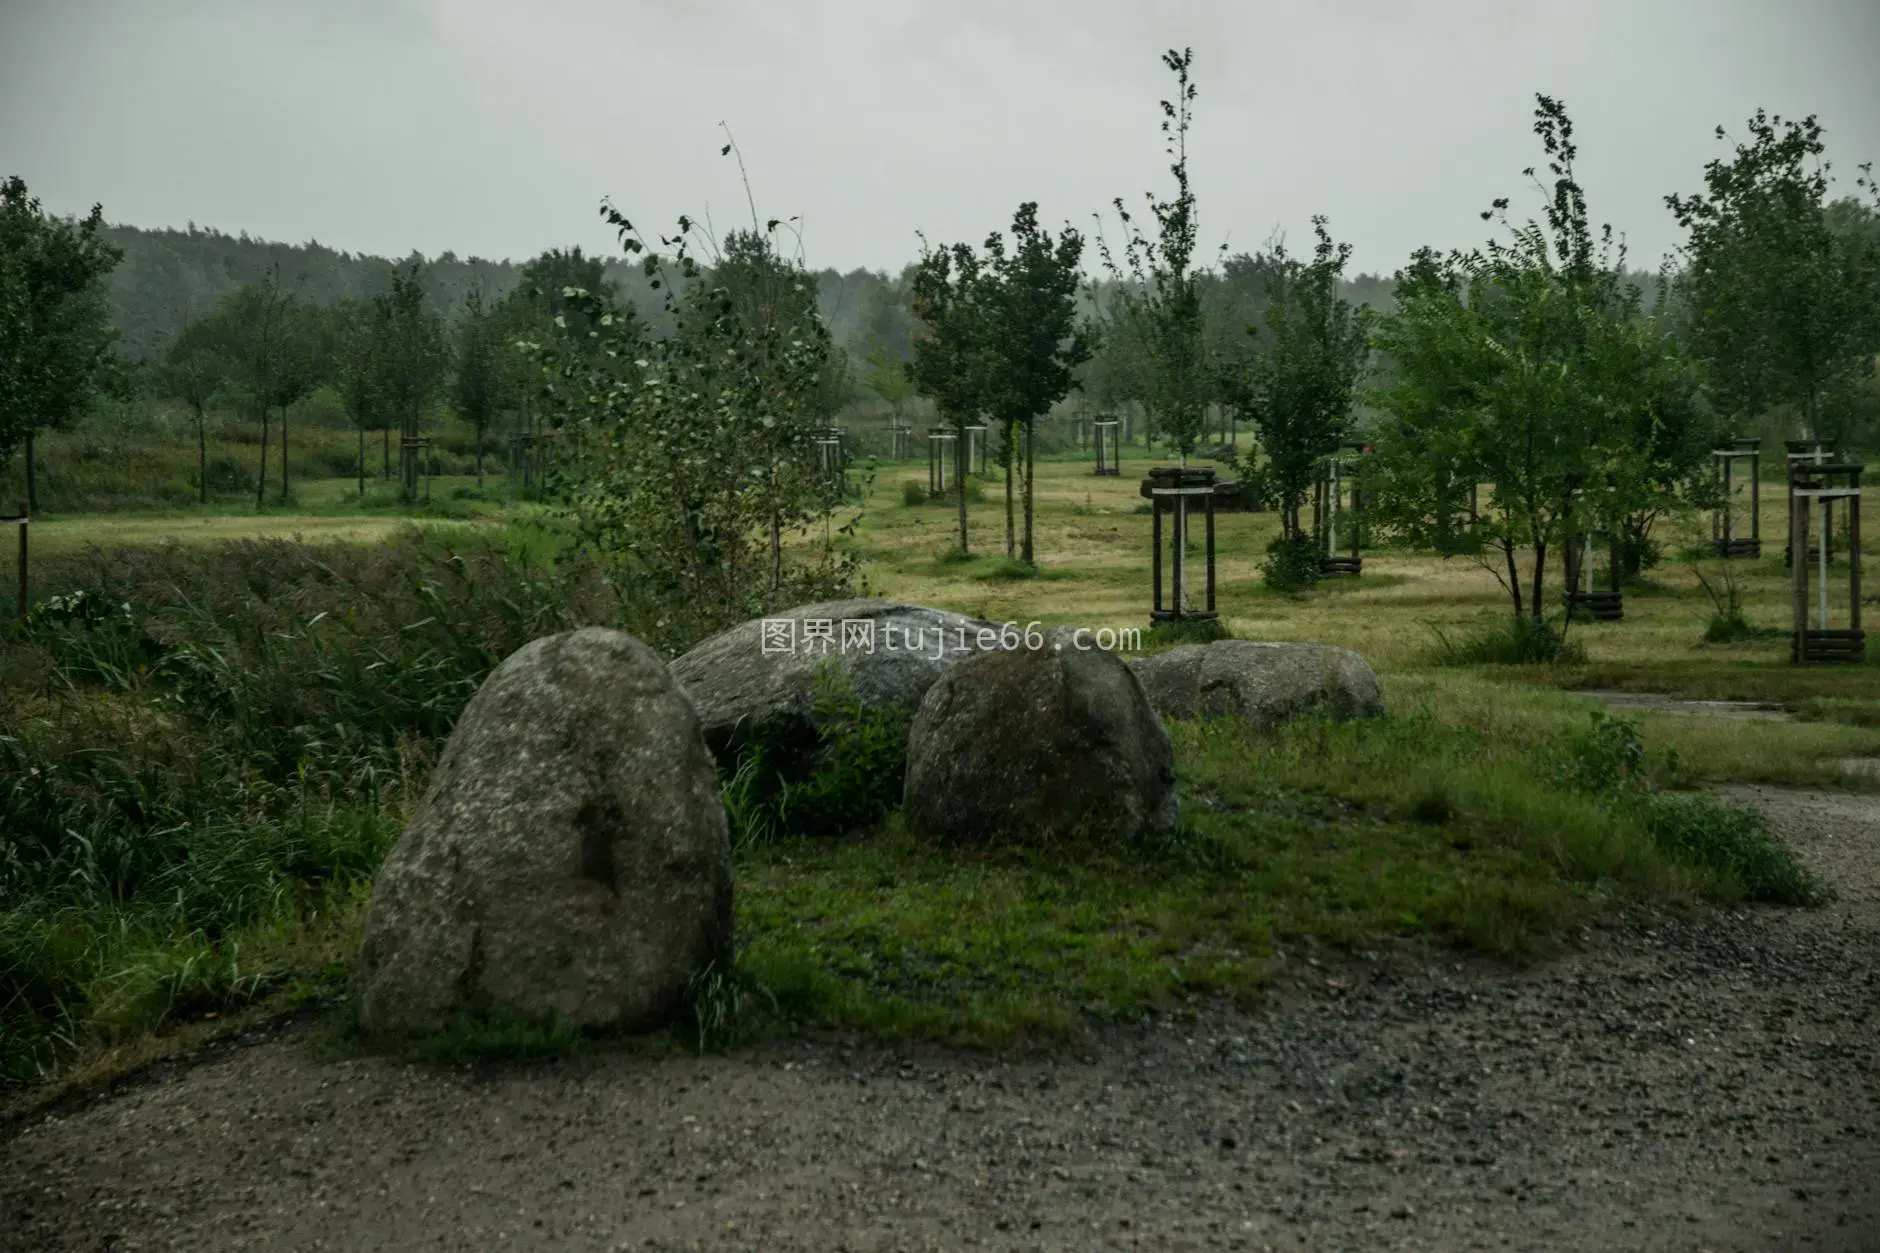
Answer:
[
  {"left": 23, "top": 432, "right": 36, "bottom": 514},
  {"left": 198, "top": 406, "right": 207, "bottom": 503},
  {"left": 1003, "top": 419, "right": 1016, "bottom": 559},
  {"left": 476, "top": 432, "right": 484, "bottom": 487},
  {"left": 280, "top": 402, "right": 289, "bottom": 503},
  {"left": 1529, "top": 543, "right": 1548, "bottom": 623},
  {"left": 256, "top": 409, "right": 270, "bottom": 511},
  {"left": 1022, "top": 419, "right": 1036, "bottom": 565},
  {"left": 357, "top": 425, "right": 365, "bottom": 498},
  {"left": 955, "top": 428, "right": 969, "bottom": 553},
  {"left": 382, "top": 424, "right": 390, "bottom": 480},
  {"left": 1503, "top": 540, "right": 1523, "bottom": 620}
]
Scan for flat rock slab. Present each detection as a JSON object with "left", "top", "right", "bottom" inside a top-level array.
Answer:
[
  {"left": 1130, "top": 639, "right": 1384, "bottom": 728},
  {"left": 1574, "top": 689, "right": 1792, "bottom": 721}
]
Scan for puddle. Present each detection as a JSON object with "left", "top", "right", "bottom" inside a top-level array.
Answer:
[{"left": 1572, "top": 689, "right": 1793, "bottom": 721}]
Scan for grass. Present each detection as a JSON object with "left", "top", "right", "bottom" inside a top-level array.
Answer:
[{"left": 3, "top": 447, "right": 1876, "bottom": 1097}]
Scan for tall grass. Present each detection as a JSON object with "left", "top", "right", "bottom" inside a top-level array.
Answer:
[{"left": 0, "top": 525, "right": 627, "bottom": 1084}]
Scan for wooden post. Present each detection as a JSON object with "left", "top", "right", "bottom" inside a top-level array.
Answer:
[
  {"left": 1791, "top": 473, "right": 1808, "bottom": 660},
  {"left": 14, "top": 503, "right": 25, "bottom": 621},
  {"left": 1151, "top": 493, "right": 1163, "bottom": 616}
]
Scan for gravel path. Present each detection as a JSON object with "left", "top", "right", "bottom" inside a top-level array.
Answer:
[{"left": 4, "top": 784, "right": 1877, "bottom": 1253}]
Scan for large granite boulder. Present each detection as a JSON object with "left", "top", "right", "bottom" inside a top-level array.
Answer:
[
  {"left": 1129, "top": 640, "right": 1383, "bottom": 727},
  {"left": 355, "top": 627, "right": 732, "bottom": 1037},
  {"left": 669, "top": 598, "right": 1009, "bottom": 769},
  {"left": 903, "top": 629, "right": 1179, "bottom": 845}
]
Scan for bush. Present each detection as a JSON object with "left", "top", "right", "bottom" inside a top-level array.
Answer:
[
  {"left": 1427, "top": 615, "right": 1588, "bottom": 666},
  {"left": 902, "top": 479, "right": 928, "bottom": 507},
  {"left": 722, "top": 661, "right": 912, "bottom": 847},
  {"left": 1260, "top": 533, "right": 1321, "bottom": 592}
]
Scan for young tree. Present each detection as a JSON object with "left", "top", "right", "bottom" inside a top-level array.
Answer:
[
  {"left": 0, "top": 175, "right": 124, "bottom": 511},
  {"left": 453, "top": 286, "right": 502, "bottom": 485},
  {"left": 532, "top": 195, "right": 852, "bottom": 648},
  {"left": 861, "top": 346, "right": 916, "bottom": 429},
  {"left": 981, "top": 202, "right": 1095, "bottom": 564},
  {"left": 329, "top": 300, "right": 381, "bottom": 497},
  {"left": 1666, "top": 114, "right": 1880, "bottom": 444},
  {"left": 156, "top": 314, "right": 229, "bottom": 503},
  {"left": 372, "top": 261, "right": 448, "bottom": 501},
  {"left": 1094, "top": 48, "right": 1212, "bottom": 463},
  {"left": 1367, "top": 96, "right": 1679, "bottom": 634},
  {"left": 908, "top": 238, "right": 996, "bottom": 553},
  {"left": 212, "top": 271, "right": 296, "bottom": 510},
  {"left": 270, "top": 300, "right": 327, "bottom": 504},
  {"left": 1228, "top": 218, "right": 1368, "bottom": 548}
]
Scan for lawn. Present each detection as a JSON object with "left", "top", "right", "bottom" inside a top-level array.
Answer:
[{"left": 6, "top": 450, "right": 1877, "bottom": 1098}]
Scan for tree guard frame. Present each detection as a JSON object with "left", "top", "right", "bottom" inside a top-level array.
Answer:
[
  {"left": 1562, "top": 474, "right": 1623, "bottom": 621},
  {"left": 1784, "top": 439, "right": 1837, "bottom": 568},
  {"left": 1312, "top": 446, "right": 1365, "bottom": 577},
  {"left": 400, "top": 435, "right": 434, "bottom": 503},
  {"left": 2, "top": 502, "right": 26, "bottom": 621},
  {"left": 812, "top": 426, "right": 847, "bottom": 483},
  {"left": 1093, "top": 418, "right": 1121, "bottom": 477},
  {"left": 1141, "top": 466, "right": 1234, "bottom": 623},
  {"left": 890, "top": 423, "right": 910, "bottom": 460},
  {"left": 1709, "top": 437, "right": 1762, "bottom": 558},
  {"left": 927, "top": 429, "right": 956, "bottom": 497},
  {"left": 1790, "top": 459, "right": 1863, "bottom": 665},
  {"left": 962, "top": 423, "right": 988, "bottom": 477}
]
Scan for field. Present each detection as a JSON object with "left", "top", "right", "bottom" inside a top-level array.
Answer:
[{"left": 6, "top": 439, "right": 1880, "bottom": 1103}]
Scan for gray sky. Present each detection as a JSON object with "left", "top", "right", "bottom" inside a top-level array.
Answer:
[{"left": 4, "top": 0, "right": 1877, "bottom": 277}]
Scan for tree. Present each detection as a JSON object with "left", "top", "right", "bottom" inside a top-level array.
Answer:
[
  {"left": 980, "top": 203, "right": 1095, "bottom": 564},
  {"left": 0, "top": 175, "right": 124, "bottom": 511},
  {"left": 453, "top": 286, "right": 502, "bottom": 485},
  {"left": 908, "top": 238, "right": 996, "bottom": 553},
  {"left": 155, "top": 314, "right": 229, "bottom": 503},
  {"left": 329, "top": 300, "right": 381, "bottom": 497},
  {"left": 1367, "top": 96, "right": 1681, "bottom": 634},
  {"left": 531, "top": 191, "right": 853, "bottom": 649},
  {"left": 269, "top": 300, "right": 327, "bottom": 504},
  {"left": 1094, "top": 48, "right": 1211, "bottom": 463},
  {"left": 212, "top": 271, "right": 297, "bottom": 510},
  {"left": 1228, "top": 218, "right": 1368, "bottom": 546},
  {"left": 861, "top": 346, "right": 916, "bottom": 428},
  {"left": 371, "top": 261, "right": 448, "bottom": 501},
  {"left": 1666, "top": 113, "right": 1880, "bottom": 444}
]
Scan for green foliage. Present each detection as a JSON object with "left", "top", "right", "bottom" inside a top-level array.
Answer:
[
  {"left": 1226, "top": 218, "right": 1368, "bottom": 540},
  {"left": 1094, "top": 49, "right": 1212, "bottom": 461},
  {"left": 452, "top": 286, "right": 503, "bottom": 481},
  {"left": 1259, "top": 532, "right": 1322, "bottom": 592},
  {"left": 535, "top": 172, "right": 858, "bottom": 650},
  {"left": 723, "top": 661, "right": 913, "bottom": 847},
  {"left": 1146, "top": 616, "right": 1232, "bottom": 646},
  {"left": 1667, "top": 113, "right": 1880, "bottom": 444},
  {"left": 977, "top": 203, "right": 1097, "bottom": 561},
  {"left": 0, "top": 529, "right": 630, "bottom": 1084},
  {"left": 900, "top": 478, "right": 929, "bottom": 507},
  {"left": 1691, "top": 558, "right": 1755, "bottom": 642},
  {"left": 908, "top": 233, "right": 995, "bottom": 553},
  {"left": 370, "top": 262, "right": 449, "bottom": 500},
  {"left": 0, "top": 175, "right": 124, "bottom": 480},
  {"left": 1427, "top": 614, "right": 1588, "bottom": 666},
  {"left": 1368, "top": 96, "right": 1703, "bottom": 626},
  {"left": 1554, "top": 712, "right": 1818, "bottom": 904}
]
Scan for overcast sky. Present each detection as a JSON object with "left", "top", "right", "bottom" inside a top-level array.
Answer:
[{"left": 4, "top": 0, "right": 1877, "bottom": 278}]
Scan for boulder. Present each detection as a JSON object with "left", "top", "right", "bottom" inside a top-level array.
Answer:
[
  {"left": 1129, "top": 640, "right": 1383, "bottom": 727},
  {"left": 903, "top": 628, "right": 1179, "bottom": 845},
  {"left": 354, "top": 627, "right": 732, "bottom": 1037},
  {"left": 669, "top": 598, "right": 1010, "bottom": 769}
]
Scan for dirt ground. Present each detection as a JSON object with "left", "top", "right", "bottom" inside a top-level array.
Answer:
[{"left": 3, "top": 783, "right": 1876, "bottom": 1253}]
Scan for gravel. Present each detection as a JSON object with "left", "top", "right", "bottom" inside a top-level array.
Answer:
[{"left": 3, "top": 783, "right": 1876, "bottom": 1252}]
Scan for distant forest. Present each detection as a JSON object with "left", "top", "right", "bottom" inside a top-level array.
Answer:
[{"left": 100, "top": 221, "right": 1422, "bottom": 367}]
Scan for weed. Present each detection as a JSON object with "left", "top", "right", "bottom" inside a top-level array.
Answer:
[
  {"left": 1427, "top": 615, "right": 1588, "bottom": 666},
  {"left": 1259, "top": 533, "right": 1321, "bottom": 592}
]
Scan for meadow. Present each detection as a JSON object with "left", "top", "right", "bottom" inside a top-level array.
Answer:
[{"left": 5, "top": 426, "right": 1877, "bottom": 1102}]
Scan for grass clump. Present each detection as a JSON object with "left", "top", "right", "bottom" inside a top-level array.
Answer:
[
  {"left": 1259, "top": 533, "right": 1321, "bottom": 593},
  {"left": 1428, "top": 614, "right": 1588, "bottom": 666}
]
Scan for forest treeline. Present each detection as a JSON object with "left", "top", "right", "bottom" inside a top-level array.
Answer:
[{"left": 100, "top": 219, "right": 1411, "bottom": 367}]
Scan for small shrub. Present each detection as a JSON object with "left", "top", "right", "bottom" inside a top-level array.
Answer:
[
  {"left": 1640, "top": 792, "right": 1820, "bottom": 905},
  {"left": 901, "top": 480, "right": 928, "bottom": 507},
  {"left": 723, "top": 661, "right": 912, "bottom": 844},
  {"left": 1427, "top": 615, "right": 1587, "bottom": 666},
  {"left": 1260, "top": 534, "right": 1321, "bottom": 592},
  {"left": 1147, "top": 616, "right": 1232, "bottom": 647},
  {"left": 1692, "top": 560, "right": 1754, "bottom": 643}
]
